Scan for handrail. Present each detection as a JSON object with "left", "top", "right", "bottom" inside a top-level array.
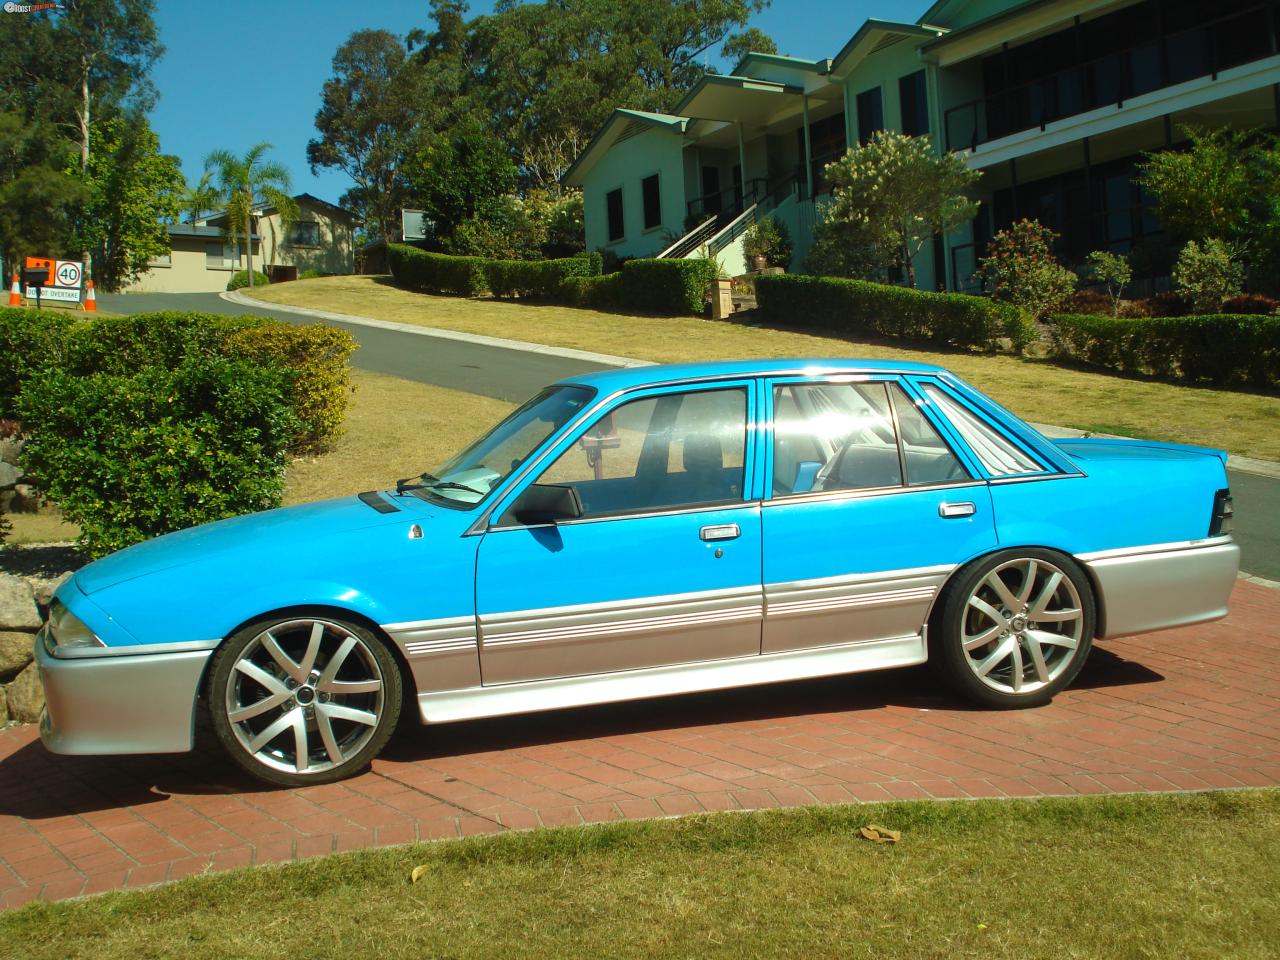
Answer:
[
  {"left": 707, "top": 203, "right": 761, "bottom": 257},
  {"left": 943, "top": 2, "right": 1279, "bottom": 151},
  {"left": 657, "top": 217, "right": 717, "bottom": 259}
]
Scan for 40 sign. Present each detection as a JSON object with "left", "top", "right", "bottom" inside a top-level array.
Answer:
[{"left": 24, "top": 256, "right": 83, "bottom": 303}]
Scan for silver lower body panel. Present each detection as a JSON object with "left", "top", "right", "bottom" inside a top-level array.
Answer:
[
  {"left": 1080, "top": 536, "right": 1240, "bottom": 640},
  {"left": 36, "top": 626, "right": 213, "bottom": 755},
  {"left": 416, "top": 631, "right": 927, "bottom": 724}
]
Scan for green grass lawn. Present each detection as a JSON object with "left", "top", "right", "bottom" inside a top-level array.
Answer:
[
  {"left": 4, "top": 791, "right": 1277, "bottom": 960},
  {"left": 245, "top": 275, "right": 1280, "bottom": 462}
]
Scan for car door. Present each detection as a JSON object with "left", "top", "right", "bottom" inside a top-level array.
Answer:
[
  {"left": 475, "top": 380, "right": 763, "bottom": 685},
  {"left": 761, "top": 375, "right": 998, "bottom": 654}
]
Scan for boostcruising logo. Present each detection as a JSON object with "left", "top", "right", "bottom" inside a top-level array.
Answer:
[{"left": 4, "top": 2, "right": 66, "bottom": 11}]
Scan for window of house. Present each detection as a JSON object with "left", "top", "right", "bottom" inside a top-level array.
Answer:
[
  {"left": 149, "top": 251, "right": 172, "bottom": 267},
  {"left": 290, "top": 221, "right": 320, "bottom": 246},
  {"left": 641, "top": 174, "right": 661, "bottom": 231},
  {"left": 899, "top": 70, "right": 929, "bottom": 137},
  {"left": 533, "top": 388, "right": 748, "bottom": 518},
  {"left": 856, "top": 87, "right": 883, "bottom": 143},
  {"left": 205, "top": 242, "right": 238, "bottom": 269},
  {"left": 606, "top": 188, "right": 624, "bottom": 242}
]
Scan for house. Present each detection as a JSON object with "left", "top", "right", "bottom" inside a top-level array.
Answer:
[
  {"left": 123, "top": 193, "right": 361, "bottom": 293},
  {"left": 564, "top": 0, "right": 1280, "bottom": 290}
]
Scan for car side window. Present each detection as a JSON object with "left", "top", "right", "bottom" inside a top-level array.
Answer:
[
  {"left": 921, "top": 384, "right": 1043, "bottom": 477},
  {"left": 534, "top": 388, "right": 747, "bottom": 517},
  {"left": 772, "top": 381, "right": 968, "bottom": 497}
]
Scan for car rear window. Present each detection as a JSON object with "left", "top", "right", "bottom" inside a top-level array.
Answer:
[{"left": 923, "top": 384, "right": 1044, "bottom": 477}]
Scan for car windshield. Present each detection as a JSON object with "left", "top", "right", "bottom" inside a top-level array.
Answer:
[{"left": 411, "top": 385, "right": 596, "bottom": 507}]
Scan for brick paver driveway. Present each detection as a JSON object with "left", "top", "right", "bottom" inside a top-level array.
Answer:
[{"left": 2, "top": 580, "right": 1277, "bottom": 909}]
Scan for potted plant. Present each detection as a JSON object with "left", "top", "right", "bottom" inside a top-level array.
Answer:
[{"left": 742, "top": 215, "right": 793, "bottom": 272}]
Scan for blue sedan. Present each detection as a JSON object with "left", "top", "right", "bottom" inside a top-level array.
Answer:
[{"left": 36, "top": 359, "right": 1240, "bottom": 785}]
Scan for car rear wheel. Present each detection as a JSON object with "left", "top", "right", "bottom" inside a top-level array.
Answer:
[
  {"left": 208, "top": 614, "right": 402, "bottom": 787},
  {"left": 934, "top": 549, "right": 1095, "bottom": 708}
]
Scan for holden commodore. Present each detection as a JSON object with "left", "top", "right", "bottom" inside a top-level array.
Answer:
[{"left": 36, "top": 359, "right": 1239, "bottom": 785}]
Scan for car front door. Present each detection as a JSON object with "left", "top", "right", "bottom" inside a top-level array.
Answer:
[
  {"left": 761, "top": 376, "right": 998, "bottom": 654},
  {"left": 475, "top": 381, "right": 763, "bottom": 685}
]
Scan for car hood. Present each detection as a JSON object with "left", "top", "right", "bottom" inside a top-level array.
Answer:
[{"left": 75, "top": 492, "right": 421, "bottom": 595}]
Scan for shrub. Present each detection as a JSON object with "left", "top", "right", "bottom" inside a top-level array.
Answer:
[
  {"left": 482, "top": 254, "right": 598, "bottom": 299},
  {"left": 1220, "top": 293, "right": 1277, "bottom": 315},
  {"left": 743, "top": 216, "right": 793, "bottom": 269},
  {"left": 0, "top": 307, "right": 76, "bottom": 419},
  {"left": 65, "top": 311, "right": 267, "bottom": 376},
  {"left": 17, "top": 356, "right": 301, "bottom": 557},
  {"left": 387, "top": 243, "right": 487, "bottom": 296},
  {"left": 978, "top": 219, "right": 1076, "bottom": 322},
  {"left": 1061, "top": 289, "right": 1114, "bottom": 316},
  {"left": 558, "top": 272, "right": 622, "bottom": 310},
  {"left": 756, "top": 274, "right": 1034, "bottom": 352},
  {"left": 618, "top": 258, "right": 718, "bottom": 315},
  {"left": 227, "top": 269, "right": 270, "bottom": 291},
  {"left": 1050, "top": 312, "right": 1280, "bottom": 387},
  {"left": 1083, "top": 250, "right": 1132, "bottom": 316},
  {"left": 1173, "top": 239, "right": 1243, "bottom": 312},
  {"left": 1121, "top": 292, "right": 1188, "bottom": 318},
  {"left": 223, "top": 323, "right": 356, "bottom": 451}
]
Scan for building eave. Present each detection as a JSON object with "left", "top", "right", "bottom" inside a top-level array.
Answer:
[
  {"left": 829, "top": 19, "right": 949, "bottom": 78},
  {"left": 561, "top": 108, "right": 690, "bottom": 187}
]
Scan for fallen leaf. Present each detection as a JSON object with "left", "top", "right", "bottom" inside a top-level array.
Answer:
[
  {"left": 858, "top": 825, "right": 901, "bottom": 844},
  {"left": 410, "top": 864, "right": 430, "bottom": 884}
]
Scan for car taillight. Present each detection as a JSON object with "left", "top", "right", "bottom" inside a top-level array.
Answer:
[{"left": 1209, "top": 488, "right": 1233, "bottom": 536}]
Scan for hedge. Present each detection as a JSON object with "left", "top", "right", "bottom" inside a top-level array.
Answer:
[
  {"left": 387, "top": 243, "right": 714, "bottom": 315},
  {"left": 227, "top": 269, "right": 270, "bottom": 291},
  {"left": 65, "top": 311, "right": 268, "bottom": 376},
  {"left": 1051, "top": 312, "right": 1280, "bottom": 387},
  {"left": 0, "top": 307, "right": 76, "bottom": 418},
  {"left": 17, "top": 356, "right": 300, "bottom": 558},
  {"left": 755, "top": 274, "right": 1034, "bottom": 352}
]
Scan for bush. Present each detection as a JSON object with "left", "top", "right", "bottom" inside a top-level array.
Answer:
[
  {"left": 224, "top": 323, "right": 356, "bottom": 451},
  {"left": 978, "top": 219, "right": 1076, "bottom": 321},
  {"left": 1173, "top": 239, "right": 1243, "bottom": 312},
  {"left": 482, "top": 254, "right": 598, "bottom": 299},
  {"left": 1220, "top": 293, "right": 1278, "bottom": 315},
  {"left": 387, "top": 243, "right": 488, "bottom": 296},
  {"left": 743, "top": 215, "right": 793, "bottom": 269},
  {"left": 1121, "top": 292, "right": 1188, "bottom": 318},
  {"left": 1061, "top": 289, "right": 1114, "bottom": 316},
  {"left": 558, "top": 272, "right": 622, "bottom": 310},
  {"left": 618, "top": 258, "right": 718, "bottom": 315},
  {"left": 227, "top": 270, "right": 270, "bottom": 291},
  {"left": 1083, "top": 250, "right": 1131, "bottom": 316},
  {"left": 1050, "top": 312, "right": 1280, "bottom": 387},
  {"left": 756, "top": 274, "right": 1034, "bottom": 352},
  {"left": 0, "top": 307, "right": 76, "bottom": 419},
  {"left": 65, "top": 311, "right": 266, "bottom": 376},
  {"left": 17, "top": 356, "right": 301, "bottom": 557}
]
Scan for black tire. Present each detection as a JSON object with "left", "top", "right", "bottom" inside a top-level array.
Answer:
[
  {"left": 208, "top": 612, "right": 402, "bottom": 787},
  {"left": 932, "top": 548, "right": 1095, "bottom": 709}
]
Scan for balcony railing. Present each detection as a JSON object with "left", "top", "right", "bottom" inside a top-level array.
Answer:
[{"left": 944, "top": 3, "right": 1279, "bottom": 152}]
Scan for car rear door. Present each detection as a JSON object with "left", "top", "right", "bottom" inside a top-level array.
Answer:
[
  {"left": 760, "top": 375, "right": 998, "bottom": 654},
  {"left": 474, "top": 380, "right": 764, "bottom": 685}
]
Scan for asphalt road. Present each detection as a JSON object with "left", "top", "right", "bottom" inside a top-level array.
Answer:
[{"left": 98, "top": 291, "right": 1279, "bottom": 579}]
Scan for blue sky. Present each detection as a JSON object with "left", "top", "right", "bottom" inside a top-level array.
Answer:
[{"left": 149, "top": 1, "right": 932, "bottom": 206}]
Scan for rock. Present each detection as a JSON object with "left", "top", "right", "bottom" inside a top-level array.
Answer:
[
  {"left": 0, "top": 574, "right": 41, "bottom": 631},
  {"left": 0, "top": 437, "right": 20, "bottom": 466},
  {"left": 0, "top": 631, "right": 35, "bottom": 682},
  {"left": 0, "top": 683, "right": 8, "bottom": 723},
  {"left": 6, "top": 661, "right": 43, "bottom": 724},
  {"left": 30, "top": 571, "right": 72, "bottom": 611},
  {"left": 0, "top": 460, "right": 20, "bottom": 489}
]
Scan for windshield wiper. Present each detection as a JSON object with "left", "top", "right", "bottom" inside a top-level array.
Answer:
[{"left": 395, "top": 472, "right": 486, "bottom": 497}]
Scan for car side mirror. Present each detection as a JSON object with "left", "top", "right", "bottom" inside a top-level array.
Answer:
[{"left": 501, "top": 483, "right": 584, "bottom": 526}]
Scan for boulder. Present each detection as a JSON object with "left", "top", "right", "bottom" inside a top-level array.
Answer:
[
  {"left": 0, "top": 437, "right": 19, "bottom": 466},
  {"left": 30, "top": 571, "right": 73, "bottom": 611},
  {"left": 0, "top": 631, "right": 35, "bottom": 681},
  {"left": 0, "top": 683, "right": 7, "bottom": 723},
  {"left": 6, "top": 661, "right": 43, "bottom": 724},
  {"left": 0, "top": 574, "right": 41, "bottom": 631},
  {"left": 0, "top": 460, "right": 20, "bottom": 489}
]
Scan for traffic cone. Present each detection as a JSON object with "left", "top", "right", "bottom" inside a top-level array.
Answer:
[
  {"left": 7, "top": 273, "right": 21, "bottom": 307},
  {"left": 83, "top": 278, "right": 96, "bottom": 312}
]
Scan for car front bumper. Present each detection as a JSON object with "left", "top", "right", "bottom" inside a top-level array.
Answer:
[
  {"left": 36, "top": 625, "right": 215, "bottom": 755},
  {"left": 1081, "top": 535, "right": 1241, "bottom": 640}
]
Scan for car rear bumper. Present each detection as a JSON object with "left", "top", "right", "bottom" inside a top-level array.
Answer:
[
  {"left": 1080, "top": 536, "right": 1240, "bottom": 640},
  {"left": 36, "top": 625, "right": 215, "bottom": 755}
]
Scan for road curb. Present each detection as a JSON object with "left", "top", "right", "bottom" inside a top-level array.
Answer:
[{"left": 224, "top": 290, "right": 1280, "bottom": 480}]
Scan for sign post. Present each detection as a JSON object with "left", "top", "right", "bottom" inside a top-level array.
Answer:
[{"left": 23, "top": 256, "right": 83, "bottom": 304}]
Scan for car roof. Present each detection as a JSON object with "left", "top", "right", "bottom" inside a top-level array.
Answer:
[{"left": 557, "top": 358, "right": 949, "bottom": 394}]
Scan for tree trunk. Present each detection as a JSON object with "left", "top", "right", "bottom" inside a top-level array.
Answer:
[
  {"left": 903, "top": 234, "right": 916, "bottom": 289},
  {"left": 79, "top": 57, "right": 92, "bottom": 277},
  {"left": 245, "top": 207, "right": 255, "bottom": 287}
]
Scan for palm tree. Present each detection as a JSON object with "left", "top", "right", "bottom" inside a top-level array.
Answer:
[
  {"left": 204, "top": 143, "right": 297, "bottom": 287},
  {"left": 181, "top": 171, "right": 219, "bottom": 225}
]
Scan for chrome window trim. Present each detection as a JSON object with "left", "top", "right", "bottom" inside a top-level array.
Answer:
[
  {"left": 486, "top": 498, "right": 760, "bottom": 533},
  {"left": 47, "top": 633, "right": 221, "bottom": 660},
  {"left": 760, "top": 478, "right": 985, "bottom": 509},
  {"left": 987, "top": 471, "right": 1086, "bottom": 485}
]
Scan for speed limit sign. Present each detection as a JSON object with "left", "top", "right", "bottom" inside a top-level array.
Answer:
[{"left": 55, "top": 261, "right": 81, "bottom": 288}]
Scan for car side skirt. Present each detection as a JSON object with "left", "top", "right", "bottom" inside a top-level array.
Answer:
[
  {"left": 413, "top": 632, "right": 927, "bottom": 725},
  {"left": 1079, "top": 536, "right": 1239, "bottom": 640}
]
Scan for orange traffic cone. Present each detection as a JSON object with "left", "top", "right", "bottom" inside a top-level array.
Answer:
[
  {"left": 83, "top": 278, "right": 96, "bottom": 312},
  {"left": 7, "top": 273, "right": 21, "bottom": 307}
]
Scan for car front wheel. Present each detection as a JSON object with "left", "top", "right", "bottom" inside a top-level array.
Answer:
[
  {"left": 208, "top": 614, "right": 402, "bottom": 786},
  {"left": 934, "top": 549, "right": 1095, "bottom": 708}
]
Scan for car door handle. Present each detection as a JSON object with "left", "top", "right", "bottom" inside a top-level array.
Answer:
[
  {"left": 938, "top": 501, "right": 976, "bottom": 518},
  {"left": 700, "top": 523, "right": 741, "bottom": 542}
]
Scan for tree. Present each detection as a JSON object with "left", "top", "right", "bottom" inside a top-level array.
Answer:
[
  {"left": 73, "top": 113, "right": 184, "bottom": 290},
  {"left": 814, "top": 131, "right": 980, "bottom": 287},
  {"left": 0, "top": 110, "right": 88, "bottom": 269},
  {"left": 1137, "top": 126, "right": 1254, "bottom": 245},
  {"left": 1172, "top": 239, "right": 1243, "bottom": 312},
  {"left": 307, "top": 30, "right": 414, "bottom": 243},
  {"left": 1083, "top": 250, "right": 1131, "bottom": 316},
  {"left": 722, "top": 26, "right": 776, "bottom": 63},
  {"left": 978, "top": 219, "right": 1077, "bottom": 322},
  {"left": 204, "top": 143, "right": 297, "bottom": 288},
  {"left": 180, "top": 170, "right": 219, "bottom": 224},
  {"left": 408, "top": 121, "right": 517, "bottom": 237}
]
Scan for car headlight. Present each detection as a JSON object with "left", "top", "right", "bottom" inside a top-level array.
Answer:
[{"left": 47, "top": 599, "right": 105, "bottom": 653}]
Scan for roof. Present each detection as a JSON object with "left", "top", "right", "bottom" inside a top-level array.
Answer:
[
  {"left": 828, "top": 18, "right": 949, "bottom": 77},
  {"left": 166, "top": 223, "right": 261, "bottom": 240},
  {"left": 556, "top": 358, "right": 948, "bottom": 395},
  {"left": 562, "top": 109, "right": 690, "bottom": 187},
  {"left": 203, "top": 193, "right": 361, "bottom": 225},
  {"left": 730, "top": 52, "right": 831, "bottom": 78}
]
